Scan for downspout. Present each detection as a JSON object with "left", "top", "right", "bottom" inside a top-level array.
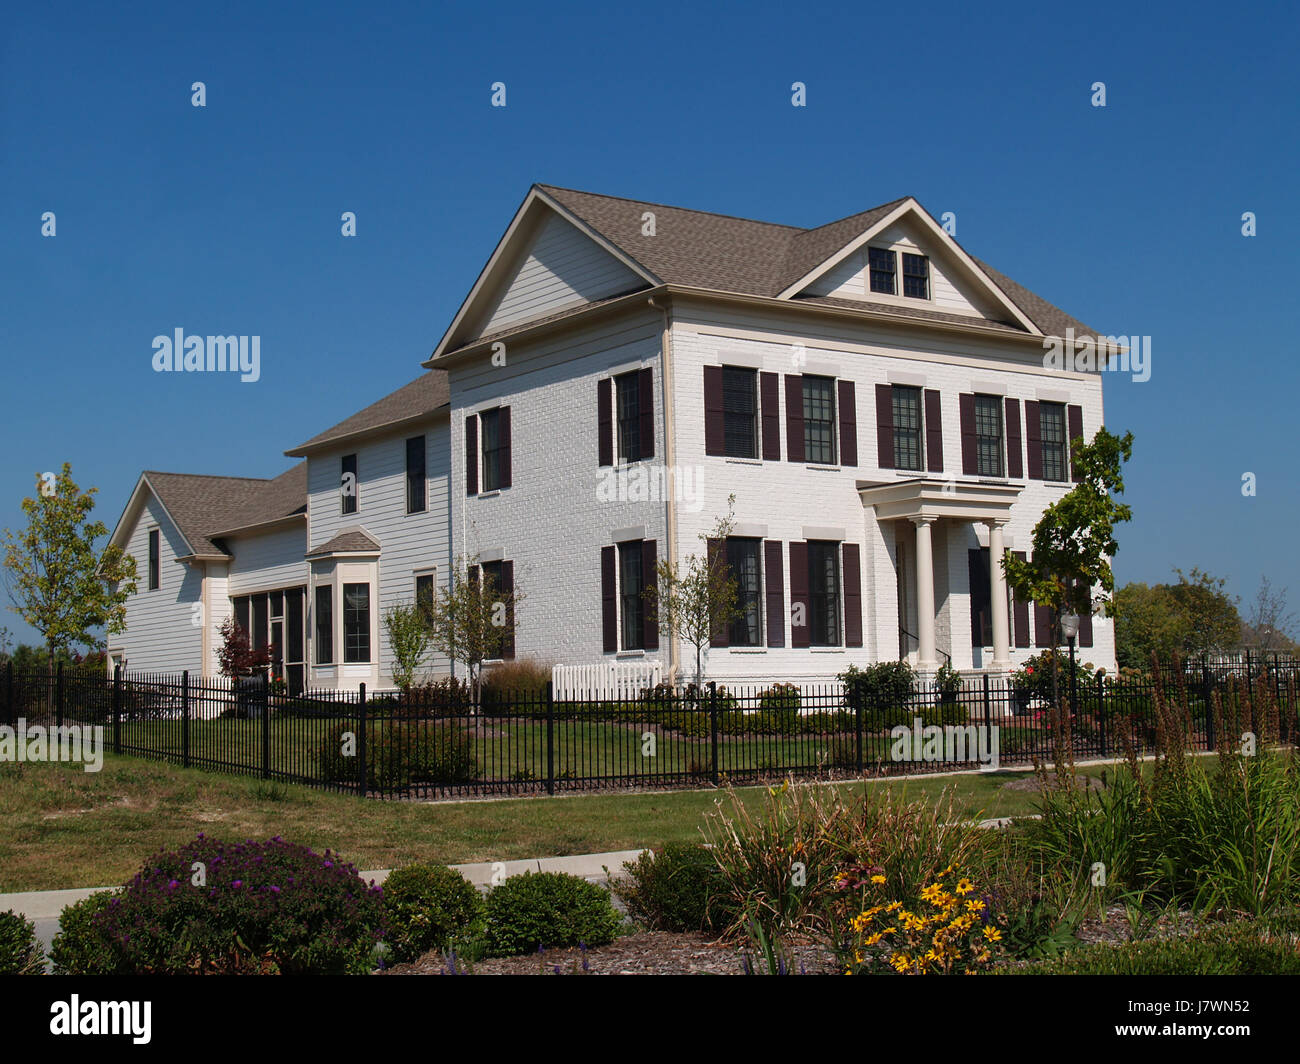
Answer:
[{"left": 648, "top": 295, "right": 679, "bottom": 683}]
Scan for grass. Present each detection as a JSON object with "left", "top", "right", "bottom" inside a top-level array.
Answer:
[{"left": 0, "top": 753, "right": 1112, "bottom": 893}]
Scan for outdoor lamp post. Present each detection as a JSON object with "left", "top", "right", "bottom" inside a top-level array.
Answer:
[{"left": 1059, "top": 610, "right": 1081, "bottom": 721}]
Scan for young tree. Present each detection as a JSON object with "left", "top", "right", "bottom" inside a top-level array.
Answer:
[
  {"left": 422, "top": 558, "right": 523, "bottom": 704},
  {"left": 645, "top": 496, "right": 742, "bottom": 688},
  {"left": 1, "top": 464, "right": 137, "bottom": 682},
  {"left": 1003, "top": 428, "right": 1134, "bottom": 707},
  {"left": 216, "top": 617, "right": 272, "bottom": 679},
  {"left": 1242, "top": 576, "right": 1297, "bottom": 654},
  {"left": 384, "top": 602, "right": 433, "bottom": 692}
]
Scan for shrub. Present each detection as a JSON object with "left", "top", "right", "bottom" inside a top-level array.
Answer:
[
  {"left": 613, "top": 844, "right": 729, "bottom": 933},
  {"left": 79, "top": 835, "right": 386, "bottom": 974},
  {"left": 480, "top": 658, "right": 554, "bottom": 716},
  {"left": 1011, "top": 650, "right": 1096, "bottom": 707},
  {"left": 380, "top": 864, "right": 485, "bottom": 963},
  {"left": 0, "top": 909, "right": 45, "bottom": 975},
  {"left": 484, "top": 872, "right": 624, "bottom": 956},
  {"left": 396, "top": 676, "right": 473, "bottom": 719},
  {"left": 318, "top": 721, "right": 477, "bottom": 789},
  {"left": 841, "top": 662, "right": 916, "bottom": 728},
  {"left": 50, "top": 891, "right": 124, "bottom": 975}
]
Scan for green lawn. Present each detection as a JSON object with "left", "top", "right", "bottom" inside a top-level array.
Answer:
[{"left": 0, "top": 751, "right": 1115, "bottom": 893}]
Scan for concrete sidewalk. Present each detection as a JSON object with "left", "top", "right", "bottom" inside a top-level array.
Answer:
[{"left": 0, "top": 848, "right": 649, "bottom": 958}]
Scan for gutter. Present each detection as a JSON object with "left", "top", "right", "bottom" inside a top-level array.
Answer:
[{"left": 648, "top": 295, "right": 679, "bottom": 684}]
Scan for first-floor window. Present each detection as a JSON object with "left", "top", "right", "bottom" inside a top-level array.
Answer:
[
  {"left": 314, "top": 585, "right": 333, "bottom": 664},
  {"left": 727, "top": 538, "right": 763, "bottom": 646},
  {"left": 343, "top": 583, "right": 370, "bottom": 663},
  {"left": 618, "top": 541, "right": 644, "bottom": 651},
  {"left": 415, "top": 573, "right": 435, "bottom": 624},
  {"left": 809, "top": 541, "right": 841, "bottom": 646}
]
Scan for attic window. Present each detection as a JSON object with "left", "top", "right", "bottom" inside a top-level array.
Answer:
[
  {"left": 902, "top": 254, "right": 930, "bottom": 299},
  {"left": 868, "top": 247, "right": 896, "bottom": 295}
]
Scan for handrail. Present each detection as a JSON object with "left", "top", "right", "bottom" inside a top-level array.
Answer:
[{"left": 898, "top": 626, "right": 952, "bottom": 666}]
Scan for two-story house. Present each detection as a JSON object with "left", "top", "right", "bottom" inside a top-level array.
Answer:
[{"left": 107, "top": 183, "right": 1117, "bottom": 690}]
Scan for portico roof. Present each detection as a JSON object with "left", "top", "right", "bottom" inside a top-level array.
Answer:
[{"left": 856, "top": 477, "right": 1023, "bottom": 522}]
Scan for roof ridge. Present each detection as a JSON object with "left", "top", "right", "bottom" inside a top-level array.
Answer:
[
  {"left": 144, "top": 471, "right": 274, "bottom": 483},
  {"left": 795, "top": 195, "right": 912, "bottom": 236},
  {"left": 537, "top": 183, "right": 806, "bottom": 232}
]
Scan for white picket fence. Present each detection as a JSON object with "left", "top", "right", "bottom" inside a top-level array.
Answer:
[{"left": 551, "top": 661, "right": 663, "bottom": 701}]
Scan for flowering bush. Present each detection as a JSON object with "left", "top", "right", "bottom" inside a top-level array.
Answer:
[
  {"left": 0, "top": 909, "right": 45, "bottom": 975},
  {"left": 832, "top": 867, "right": 1005, "bottom": 975},
  {"left": 80, "top": 835, "right": 385, "bottom": 974}
]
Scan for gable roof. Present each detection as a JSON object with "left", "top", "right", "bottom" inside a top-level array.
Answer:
[
  {"left": 114, "top": 463, "right": 308, "bottom": 561},
  {"left": 305, "top": 529, "right": 382, "bottom": 558},
  {"left": 430, "top": 184, "right": 1101, "bottom": 360},
  {"left": 286, "top": 371, "right": 450, "bottom": 457}
]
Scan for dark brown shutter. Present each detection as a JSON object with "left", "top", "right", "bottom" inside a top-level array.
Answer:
[
  {"left": 842, "top": 542, "right": 863, "bottom": 647},
  {"left": 838, "top": 379, "right": 858, "bottom": 467},
  {"left": 924, "top": 389, "right": 943, "bottom": 473},
  {"left": 1024, "top": 401, "right": 1042, "bottom": 480},
  {"left": 875, "top": 384, "right": 894, "bottom": 469},
  {"left": 499, "top": 560, "right": 516, "bottom": 659},
  {"left": 703, "top": 366, "right": 724, "bottom": 456},
  {"left": 1012, "top": 551, "right": 1030, "bottom": 648},
  {"left": 784, "top": 375, "right": 805, "bottom": 463},
  {"left": 1005, "top": 398, "right": 1023, "bottom": 479},
  {"left": 969, "top": 549, "right": 990, "bottom": 647},
  {"left": 464, "top": 416, "right": 478, "bottom": 495},
  {"left": 706, "top": 538, "right": 728, "bottom": 648},
  {"left": 959, "top": 394, "right": 978, "bottom": 476},
  {"left": 497, "top": 406, "right": 512, "bottom": 490},
  {"left": 601, "top": 546, "right": 617, "bottom": 653},
  {"left": 641, "top": 540, "right": 659, "bottom": 650},
  {"left": 1068, "top": 404, "right": 1084, "bottom": 482},
  {"left": 764, "top": 540, "right": 785, "bottom": 647},
  {"left": 789, "top": 542, "right": 810, "bottom": 648},
  {"left": 760, "top": 372, "right": 781, "bottom": 461},
  {"left": 639, "top": 368, "right": 655, "bottom": 460},
  {"left": 597, "top": 377, "right": 613, "bottom": 467},
  {"left": 1035, "top": 603, "right": 1053, "bottom": 648}
]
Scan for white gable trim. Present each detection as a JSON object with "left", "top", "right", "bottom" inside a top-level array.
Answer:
[
  {"left": 107, "top": 474, "right": 197, "bottom": 560},
  {"left": 776, "top": 199, "right": 1042, "bottom": 336},
  {"left": 429, "top": 187, "right": 659, "bottom": 362}
]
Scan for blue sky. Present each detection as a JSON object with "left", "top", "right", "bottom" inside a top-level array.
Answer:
[{"left": 1, "top": 0, "right": 1296, "bottom": 647}]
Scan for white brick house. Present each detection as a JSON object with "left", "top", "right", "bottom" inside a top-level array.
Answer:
[{"left": 107, "top": 183, "right": 1119, "bottom": 689}]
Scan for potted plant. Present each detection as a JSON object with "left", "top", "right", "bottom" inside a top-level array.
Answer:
[{"left": 934, "top": 661, "right": 962, "bottom": 705}]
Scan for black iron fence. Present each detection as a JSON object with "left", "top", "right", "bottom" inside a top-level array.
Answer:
[{"left": 1, "top": 659, "right": 1297, "bottom": 800}]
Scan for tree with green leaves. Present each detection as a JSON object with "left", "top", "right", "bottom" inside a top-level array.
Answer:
[
  {"left": 383, "top": 602, "right": 434, "bottom": 692},
  {"left": 1003, "top": 428, "right": 1134, "bottom": 705},
  {"left": 422, "top": 558, "right": 522, "bottom": 704},
  {"left": 644, "top": 496, "right": 742, "bottom": 688},
  {"left": 1114, "top": 569, "right": 1243, "bottom": 668},
  {"left": 1, "top": 464, "right": 137, "bottom": 681}
]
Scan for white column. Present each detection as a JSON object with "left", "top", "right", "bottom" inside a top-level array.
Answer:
[
  {"left": 912, "top": 516, "right": 937, "bottom": 669},
  {"left": 988, "top": 520, "right": 1011, "bottom": 670}
]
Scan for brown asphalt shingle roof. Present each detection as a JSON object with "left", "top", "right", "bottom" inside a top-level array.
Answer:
[
  {"left": 144, "top": 463, "right": 307, "bottom": 558},
  {"left": 534, "top": 184, "right": 1099, "bottom": 338},
  {"left": 286, "top": 371, "right": 450, "bottom": 456},
  {"left": 306, "top": 529, "right": 381, "bottom": 557}
]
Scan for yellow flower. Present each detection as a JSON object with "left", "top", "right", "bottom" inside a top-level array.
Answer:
[
  {"left": 870, "top": 874, "right": 886, "bottom": 885},
  {"left": 965, "top": 899, "right": 984, "bottom": 913},
  {"left": 982, "top": 926, "right": 1002, "bottom": 942},
  {"left": 955, "top": 878, "right": 975, "bottom": 895},
  {"left": 863, "top": 932, "right": 883, "bottom": 946},
  {"left": 920, "top": 883, "right": 944, "bottom": 904}
]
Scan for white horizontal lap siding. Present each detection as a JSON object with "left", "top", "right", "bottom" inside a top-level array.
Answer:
[
  {"left": 478, "top": 212, "right": 644, "bottom": 338},
  {"left": 670, "top": 299, "right": 1113, "bottom": 682},
  {"left": 226, "top": 527, "right": 308, "bottom": 594},
  {"left": 119, "top": 494, "right": 203, "bottom": 674},
  {"left": 451, "top": 309, "right": 668, "bottom": 671},
  {"left": 307, "top": 420, "right": 452, "bottom": 686}
]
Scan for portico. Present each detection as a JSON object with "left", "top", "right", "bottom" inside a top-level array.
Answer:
[{"left": 858, "top": 478, "right": 1023, "bottom": 673}]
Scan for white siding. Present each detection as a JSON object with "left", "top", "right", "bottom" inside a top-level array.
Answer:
[
  {"left": 475, "top": 212, "right": 644, "bottom": 338},
  {"left": 227, "top": 526, "right": 307, "bottom": 595},
  {"left": 117, "top": 494, "right": 203, "bottom": 673}
]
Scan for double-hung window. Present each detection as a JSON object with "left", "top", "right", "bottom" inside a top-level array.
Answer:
[
  {"left": 147, "top": 529, "right": 160, "bottom": 590},
  {"left": 341, "top": 454, "right": 358, "bottom": 515},
  {"left": 808, "top": 541, "right": 841, "bottom": 646},
  {"left": 314, "top": 585, "right": 333, "bottom": 664},
  {"left": 802, "top": 375, "right": 836, "bottom": 464},
  {"left": 902, "top": 253, "right": 930, "bottom": 299},
  {"left": 727, "top": 538, "right": 763, "bottom": 647},
  {"left": 618, "top": 541, "right": 645, "bottom": 651},
  {"left": 975, "top": 395, "right": 1005, "bottom": 477},
  {"left": 406, "top": 436, "right": 426, "bottom": 513},
  {"left": 343, "top": 583, "right": 370, "bottom": 663},
  {"left": 480, "top": 409, "right": 501, "bottom": 492},
  {"left": 722, "top": 367, "right": 758, "bottom": 459},
  {"left": 1039, "top": 402, "right": 1068, "bottom": 482},
  {"left": 892, "top": 385, "right": 924, "bottom": 471},
  {"left": 868, "top": 247, "right": 896, "bottom": 294},
  {"left": 615, "top": 372, "right": 642, "bottom": 463}
]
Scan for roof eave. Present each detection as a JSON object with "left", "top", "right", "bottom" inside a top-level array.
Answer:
[
  {"left": 207, "top": 512, "right": 307, "bottom": 539},
  {"left": 284, "top": 404, "right": 450, "bottom": 458}
]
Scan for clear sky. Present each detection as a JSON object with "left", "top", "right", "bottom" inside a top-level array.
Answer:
[{"left": 1, "top": 0, "right": 1296, "bottom": 647}]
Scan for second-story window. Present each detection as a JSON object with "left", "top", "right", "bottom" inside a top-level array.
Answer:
[
  {"left": 1039, "top": 402, "right": 1068, "bottom": 482},
  {"left": 147, "top": 529, "right": 160, "bottom": 590},
  {"left": 975, "top": 395, "right": 1004, "bottom": 477},
  {"left": 902, "top": 253, "right": 930, "bottom": 299},
  {"left": 341, "top": 454, "right": 358, "bottom": 515},
  {"left": 723, "top": 366, "right": 758, "bottom": 459},
  {"left": 615, "top": 371, "right": 642, "bottom": 463},
  {"left": 480, "top": 409, "right": 501, "bottom": 492},
  {"left": 406, "top": 436, "right": 426, "bottom": 514},
  {"left": 892, "top": 385, "right": 924, "bottom": 471},
  {"left": 868, "top": 247, "right": 896, "bottom": 294},
  {"left": 802, "top": 375, "right": 836, "bottom": 464}
]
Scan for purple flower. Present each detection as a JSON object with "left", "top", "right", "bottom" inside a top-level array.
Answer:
[
  {"left": 232, "top": 880, "right": 243, "bottom": 888},
  {"left": 167, "top": 880, "right": 178, "bottom": 890}
]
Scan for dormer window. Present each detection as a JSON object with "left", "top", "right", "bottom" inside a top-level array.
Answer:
[
  {"left": 902, "top": 253, "right": 930, "bottom": 299},
  {"left": 868, "top": 247, "right": 896, "bottom": 294}
]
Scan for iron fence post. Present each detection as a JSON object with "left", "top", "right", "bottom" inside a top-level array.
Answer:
[
  {"left": 112, "top": 664, "right": 122, "bottom": 754},
  {"left": 181, "top": 671, "right": 190, "bottom": 769},
  {"left": 1096, "top": 673, "right": 1106, "bottom": 754},
  {"left": 1202, "top": 656, "right": 1214, "bottom": 750},
  {"left": 545, "top": 680, "right": 555, "bottom": 796},
  {"left": 56, "top": 661, "right": 64, "bottom": 730},
  {"left": 708, "top": 681, "right": 719, "bottom": 785},
  {"left": 3, "top": 662, "right": 11, "bottom": 726},
  {"left": 982, "top": 672, "right": 991, "bottom": 732},
  {"left": 854, "top": 682, "right": 863, "bottom": 774},
  {"left": 357, "top": 683, "right": 367, "bottom": 799},
  {"left": 261, "top": 675, "right": 271, "bottom": 780}
]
